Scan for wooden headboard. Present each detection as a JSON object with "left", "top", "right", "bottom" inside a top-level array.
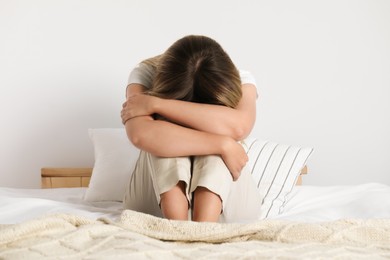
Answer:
[
  {"left": 40, "top": 166, "right": 308, "bottom": 189},
  {"left": 41, "top": 168, "right": 92, "bottom": 189}
]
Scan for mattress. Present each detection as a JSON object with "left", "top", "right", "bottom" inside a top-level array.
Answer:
[
  {"left": 1, "top": 182, "right": 389, "bottom": 224},
  {"left": 0, "top": 187, "right": 123, "bottom": 224},
  {"left": 1, "top": 183, "right": 389, "bottom": 259}
]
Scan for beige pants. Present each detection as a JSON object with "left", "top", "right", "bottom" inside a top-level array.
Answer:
[{"left": 123, "top": 151, "right": 262, "bottom": 223}]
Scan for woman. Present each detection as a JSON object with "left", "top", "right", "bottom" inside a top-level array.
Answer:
[{"left": 121, "top": 35, "right": 261, "bottom": 223}]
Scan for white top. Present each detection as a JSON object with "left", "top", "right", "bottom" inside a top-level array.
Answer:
[{"left": 127, "top": 62, "right": 257, "bottom": 89}]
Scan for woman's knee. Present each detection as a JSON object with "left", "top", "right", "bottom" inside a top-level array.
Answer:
[
  {"left": 190, "top": 155, "right": 232, "bottom": 204},
  {"left": 192, "top": 155, "right": 231, "bottom": 178},
  {"left": 160, "top": 181, "right": 187, "bottom": 201},
  {"left": 192, "top": 186, "right": 222, "bottom": 222},
  {"left": 160, "top": 181, "right": 189, "bottom": 220}
]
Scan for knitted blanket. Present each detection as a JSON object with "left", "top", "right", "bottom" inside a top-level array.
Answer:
[{"left": 1, "top": 210, "right": 389, "bottom": 259}]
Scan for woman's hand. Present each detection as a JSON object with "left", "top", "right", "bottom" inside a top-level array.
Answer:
[
  {"left": 220, "top": 137, "right": 249, "bottom": 181},
  {"left": 121, "top": 94, "right": 159, "bottom": 124}
]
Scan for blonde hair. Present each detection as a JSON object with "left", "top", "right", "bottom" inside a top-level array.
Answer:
[{"left": 142, "top": 35, "right": 242, "bottom": 108}]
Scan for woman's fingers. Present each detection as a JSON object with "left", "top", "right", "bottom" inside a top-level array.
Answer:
[
  {"left": 220, "top": 139, "right": 248, "bottom": 181},
  {"left": 230, "top": 155, "right": 248, "bottom": 181}
]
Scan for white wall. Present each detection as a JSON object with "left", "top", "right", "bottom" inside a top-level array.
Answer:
[{"left": 1, "top": 0, "right": 389, "bottom": 188}]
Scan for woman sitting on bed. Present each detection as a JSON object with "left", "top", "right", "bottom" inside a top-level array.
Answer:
[{"left": 121, "top": 35, "right": 260, "bottom": 223}]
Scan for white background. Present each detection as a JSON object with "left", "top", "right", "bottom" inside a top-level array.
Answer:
[{"left": 1, "top": 0, "right": 389, "bottom": 188}]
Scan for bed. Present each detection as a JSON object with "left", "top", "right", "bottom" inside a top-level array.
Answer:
[{"left": 1, "top": 130, "right": 390, "bottom": 259}]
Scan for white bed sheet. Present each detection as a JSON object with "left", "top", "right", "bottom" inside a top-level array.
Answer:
[
  {"left": 0, "top": 187, "right": 123, "bottom": 224},
  {"left": 1, "top": 183, "right": 389, "bottom": 224},
  {"left": 274, "top": 182, "right": 390, "bottom": 222}
]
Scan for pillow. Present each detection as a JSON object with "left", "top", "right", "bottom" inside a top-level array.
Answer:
[
  {"left": 243, "top": 138, "right": 313, "bottom": 219},
  {"left": 84, "top": 128, "right": 140, "bottom": 202},
  {"left": 84, "top": 127, "right": 314, "bottom": 217}
]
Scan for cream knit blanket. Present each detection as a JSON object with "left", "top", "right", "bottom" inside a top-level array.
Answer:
[{"left": 1, "top": 210, "right": 389, "bottom": 259}]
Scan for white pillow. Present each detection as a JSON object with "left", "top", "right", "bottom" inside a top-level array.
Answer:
[
  {"left": 84, "top": 128, "right": 313, "bottom": 216},
  {"left": 243, "top": 138, "right": 314, "bottom": 219},
  {"left": 84, "top": 128, "right": 140, "bottom": 202}
]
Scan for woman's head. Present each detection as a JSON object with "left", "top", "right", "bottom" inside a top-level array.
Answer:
[{"left": 146, "top": 35, "right": 242, "bottom": 108}]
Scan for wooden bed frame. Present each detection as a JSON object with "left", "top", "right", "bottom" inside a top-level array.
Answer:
[
  {"left": 41, "top": 168, "right": 92, "bottom": 189},
  {"left": 41, "top": 166, "right": 308, "bottom": 188}
]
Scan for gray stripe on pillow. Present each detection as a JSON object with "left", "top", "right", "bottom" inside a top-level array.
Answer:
[
  {"left": 277, "top": 147, "right": 314, "bottom": 215},
  {"left": 265, "top": 147, "right": 299, "bottom": 218},
  {"left": 261, "top": 145, "right": 291, "bottom": 207},
  {"left": 257, "top": 143, "right": 279, "bottom": 187},
  {"left": 246, "top": 139, "right": 257, "bottom": 155},
  {"left": 250, "top": 140, "right": 269, "bottom": 176}
]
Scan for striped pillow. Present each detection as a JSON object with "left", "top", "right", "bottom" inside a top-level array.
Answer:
[{"left": 243, "top": 138, "right": 313, "bottom": 219}]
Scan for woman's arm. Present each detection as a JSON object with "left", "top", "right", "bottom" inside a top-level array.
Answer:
[
  {"left": 122, "top": 84, "right": 248, "bottom": 180},
  {"left": 123, "top": 84, "right": 257, "bottom": 141},
  {"left": 154, "top": 83, "right": 257, "bottom": 140}
]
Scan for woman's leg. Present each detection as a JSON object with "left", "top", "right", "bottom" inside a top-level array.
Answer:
[
  {"left": 123, "top": 151, "right": 162, "bottom": 218},
  {"left": 191, "top": 153, "right": 262, "bottom": 223},
  {"left": 123, "top": 151, "right": 192, "bottom": 220},
  {"left": 191, "top": 155, "right": 232, "bottom": 222},
  {"left": 219, "top": 166, "right": 262, "bottom": 223},
  {"left": 192, "top": 186, "right": 222, "bottom": 222},
  {"left": 160, "top": 181, "right": 188, "bottom": 220}
]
